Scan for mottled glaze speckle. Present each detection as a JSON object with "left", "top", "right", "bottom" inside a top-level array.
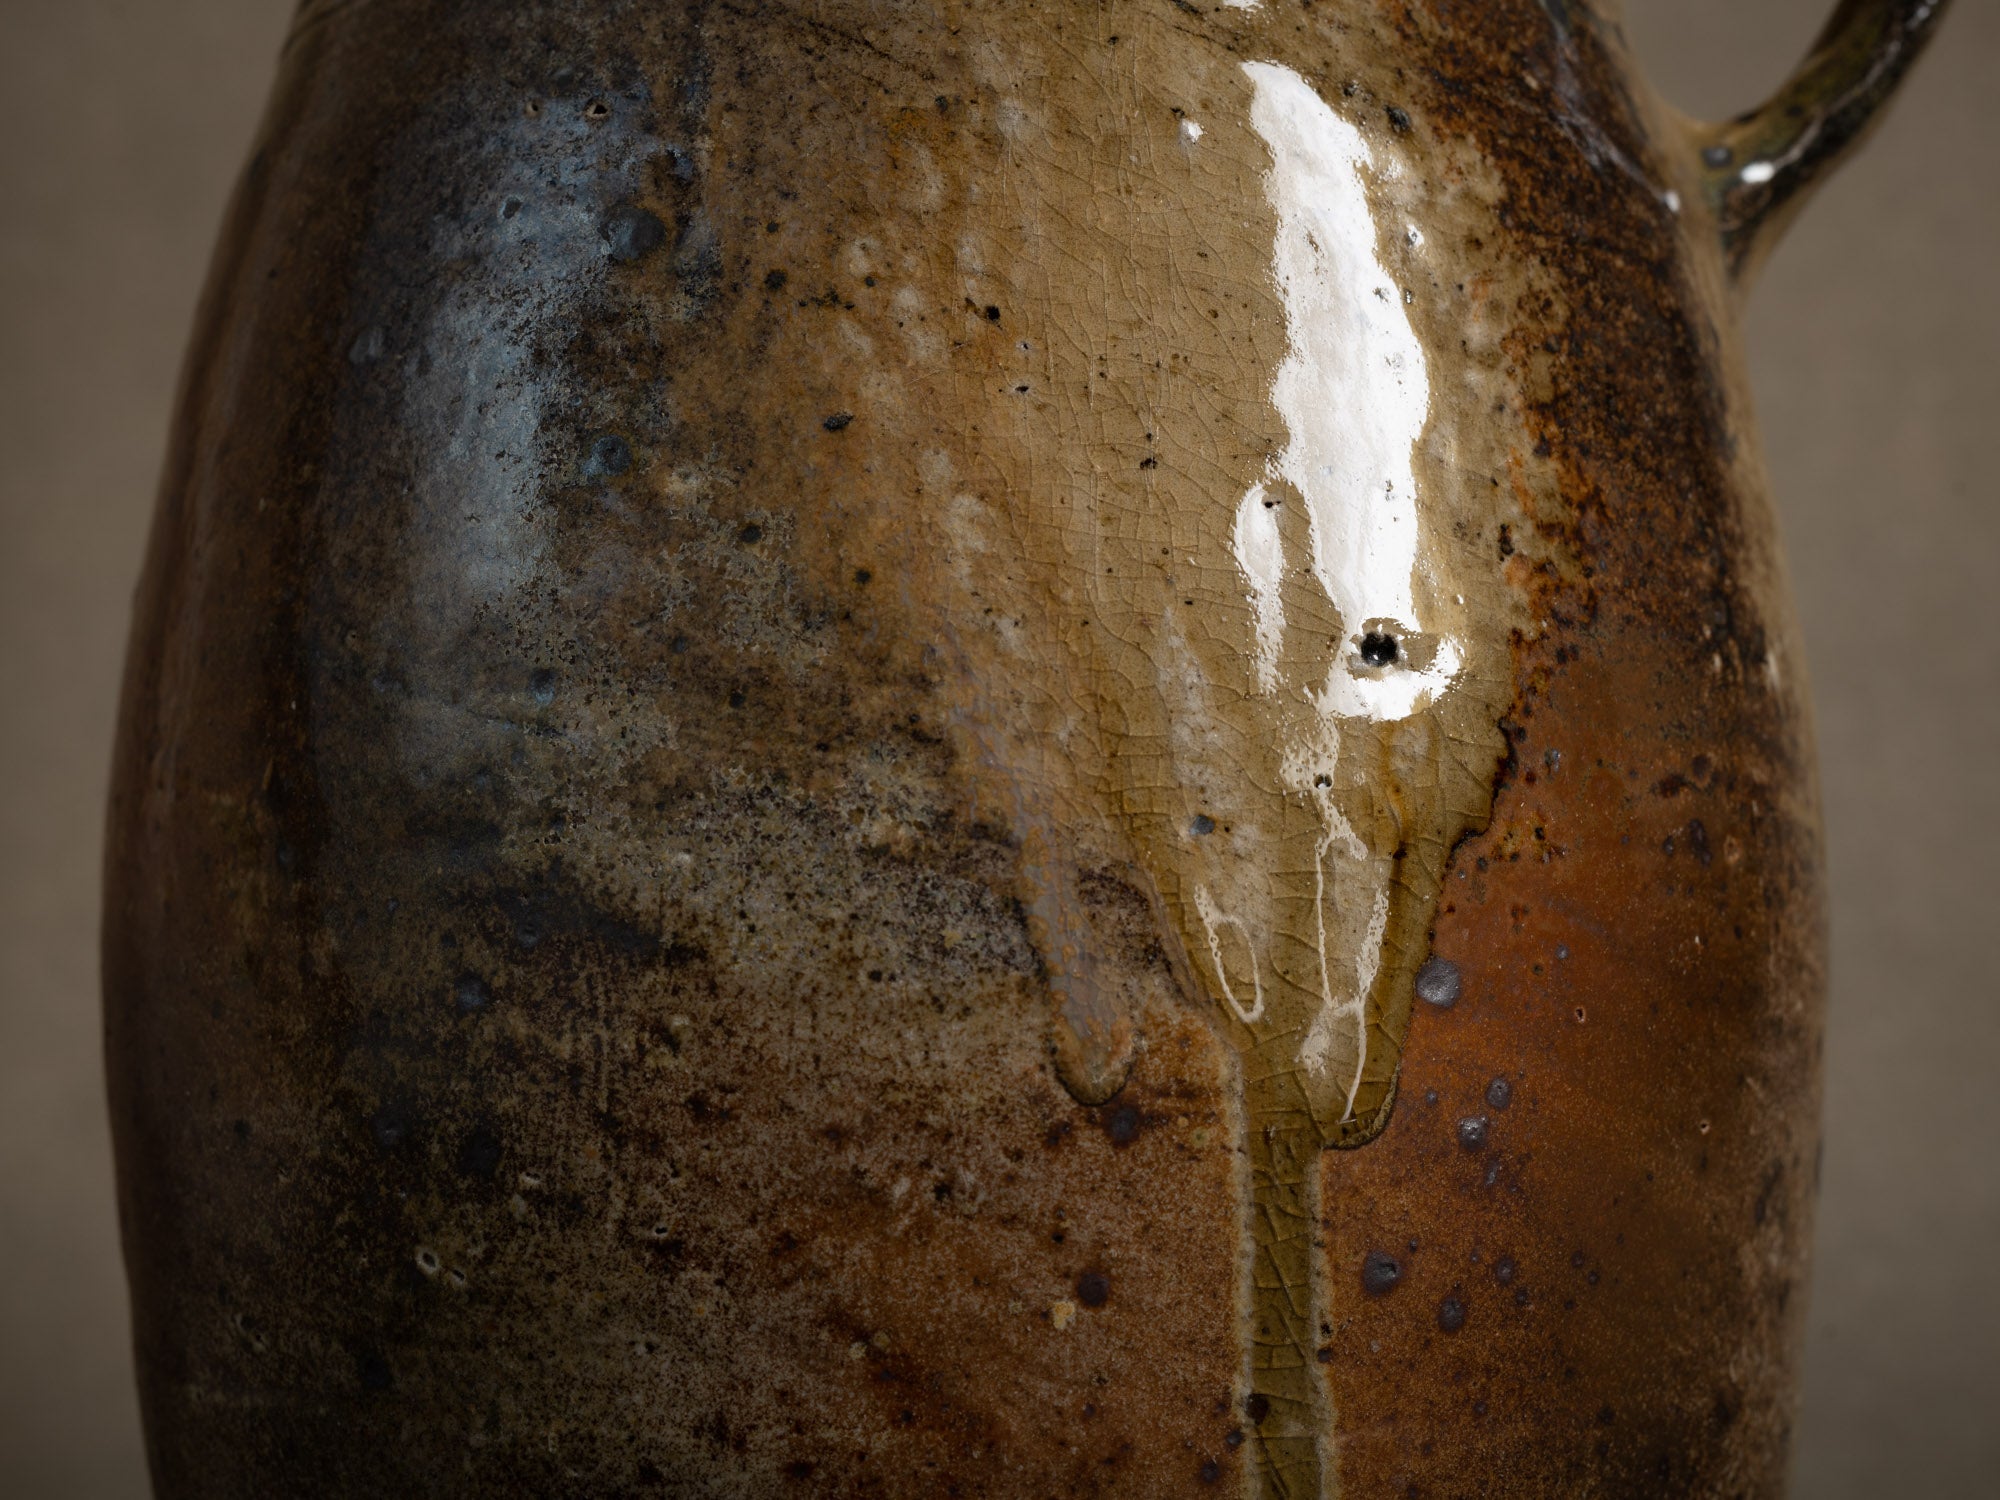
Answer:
[{"left": 106, "top": 2, "right": 1946, "bottom": 1496}]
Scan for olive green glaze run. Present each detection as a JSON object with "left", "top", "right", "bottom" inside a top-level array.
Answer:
[{"left": 105, "top": 2, "right": 1944, "bottom": 1497}]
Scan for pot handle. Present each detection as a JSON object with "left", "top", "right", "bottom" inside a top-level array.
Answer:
[{"left": 1695, "top": 0, "right": 1950, "bottom": 282}]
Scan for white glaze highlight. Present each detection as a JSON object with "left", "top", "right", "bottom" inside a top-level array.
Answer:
[{"left": 1239, "top": 60, "right": 1461, "bottom": 722}]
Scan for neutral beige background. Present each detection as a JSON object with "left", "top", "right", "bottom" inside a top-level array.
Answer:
[{"left": 0, "top": 1, "right": 1991, "bottom": 1494}]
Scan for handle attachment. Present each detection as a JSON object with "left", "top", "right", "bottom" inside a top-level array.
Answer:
[{"left": 1697, "top": 0, "right": 1951, "bottom": 282}]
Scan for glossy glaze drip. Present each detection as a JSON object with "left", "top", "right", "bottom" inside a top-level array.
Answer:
[{"left": 921, "top": 26, "right": 1546, "bottom": 1492}]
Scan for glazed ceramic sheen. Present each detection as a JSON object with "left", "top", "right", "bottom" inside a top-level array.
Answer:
[{"left": 104, "top": 1, "right": 1947, "bottom": 1496}]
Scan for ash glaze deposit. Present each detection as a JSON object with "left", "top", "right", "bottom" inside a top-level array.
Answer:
[{"left": 105, "top": 1, "right": 1941, "bottom": 1497}]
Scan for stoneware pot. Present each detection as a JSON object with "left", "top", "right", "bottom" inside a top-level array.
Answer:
[{"left": 105, "top": 1, "right": 1948, "bottom": 1495}]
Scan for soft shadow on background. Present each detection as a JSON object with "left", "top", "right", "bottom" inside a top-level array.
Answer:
[{"left": 0, "top": 1, "right": 1992, "bottom": 1494}]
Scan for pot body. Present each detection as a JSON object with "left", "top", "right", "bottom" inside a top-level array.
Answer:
[{"left": 106, "top": 1, "right": 1855, "bottom": 1495}]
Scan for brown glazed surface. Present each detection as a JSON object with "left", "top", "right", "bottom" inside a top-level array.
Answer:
[{"left": 103, "top": 0, "right": 1931, "bottom": 1495}]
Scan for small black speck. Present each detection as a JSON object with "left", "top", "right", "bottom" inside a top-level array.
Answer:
[
  {"left": 1703, "top": 143, "right": 1734, "bottom": 168},
  {"left": 600, "top": 203, "right": 666, "bottom": 262},
  {"left": 356, "top": 1349, "right": 393, "bottom": 1392},
  {"left": 1387, "top": 106, "right": 1412, "bottom": 132},
  {"left": 1106, "top": 1104, "right": 1141, "bottom": 1146},
  {"left": 529, "top": 668, "right": 556, "bottom": 707},
  {"left": 1199, "top": 1459, "right": 1222, "bottom": 1485},
  {"left": 823, "top": 412, "right": 853, "bottom": 431},
  {"left": 1190, "top": 814, "right": 1216, "bottom": 837},
  {"left": 1458, "top": 1115, "right": 1490, "bottom": 1150},
  {"left": 670, "top": 635, "right": 690, "bottom": 654},
  {"left": 1415, "top": 957, "right": 1462, "bottom": 1007},
  {"left": 854, "top": 568, "right": 872, "bottom": 585},
  {"left": 1438, "top": 1295, "right": 1467, "bottom": 1333},
  {"left": 728, "top": 690, "right": 746, "bottom": 709},
  {"left": 739, "top": 522, "right": 763, "bottom": 545},
  {"left": 454, "top": 974, "right": 491, "bottom": 1015},
  {"left": 500, "top": 195, "right": 523, "bottom": 220},
  {"left": 1246, "top": 1394, "right": 1270, "bottom": 1424},
  {"left": 985, "top": 304, "right": 1001, "bottom": 321},
  {"left": 1076, "top": 1271, "right": 1110, "bottom": 1308},
  {"left": 1485, "top": 1077, "right": 1513, "bottom": 1111},
  {"left": 764, "top": 268, "right": 787, "bottom": 290},
  {"left": 1362, "top": 1250, "right": 1402, "bottom": 1296},
  {"left": 1224, "top": 1429, "right": 1245, "bottom": 1450},
  {"left": 1494, "top": 1256, "right": 1517, "bottom": 1286},
  {"left": 767, "top": 221, "right": 781, "bottom": 233},
  {"left": 457, "top": 1122, "right": 503, "bottom": 1178},
  {"left": 1359, "top": 632, "right": 1399, "bottom": 667}
]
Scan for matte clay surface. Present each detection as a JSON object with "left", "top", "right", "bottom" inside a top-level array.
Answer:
[{"left": 7, "top": 2, "right": 1992, "bottom": 1500}]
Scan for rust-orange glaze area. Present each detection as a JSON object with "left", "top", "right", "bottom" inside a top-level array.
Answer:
[{"left": 104, "top": 1, "right": 1942, "bottom": 1496}]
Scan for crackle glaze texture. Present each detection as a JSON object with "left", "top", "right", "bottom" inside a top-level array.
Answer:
[{"left": 105, "top": 1, "right": 1943, "bottom": 1496}]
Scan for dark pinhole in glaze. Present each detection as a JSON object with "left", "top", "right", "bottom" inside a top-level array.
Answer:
[
  {"left": 528, "top": 669, "right": 556, "bottom": 707},
  {"left": 1076, "top": 1271, "right": 1110, "bottom": 1308},
  {"left": 1359, "top": 632, "right": 1399, "bottom": 667},
  {"left": 1224, "top": 1429, "right": 1246, "bottom": 1450},
  {"left": 764, "top": 268, "right": 787, "bottom": 290},
  {"left": 457, "top": 1123, "right": 503, "bottom": 1179},
  {"left": 1362, "top": 1251, "right": 1402, "bottom": 1296},
  {"left": 1437, "top": 1295, "right": 1468, "bottom": 1334},
  {"left": 585, "top": 433, "right": 631, "bottom": 478},
  {"left": 1415, "top": 957, "right": 1461, "bottom": 1007},
  {"left": 1458, "top": 1116, "right": 1490, "bottom": 1150},
  {"left": 1494, "top": 1256, "right": 1517, "bottom": 1286},
  {"left": 600, "top": 202, "right": 666, "bottom": 263},
  {"left": 1486, "top": 1077, "right": 1513, "bottom": 1111},
  {"left": 1386, "top": 106, "right": 1412, "bottom": 132},
  {"left": 1246, "top": 1393, "right": 1271, "bottom": 1425},
  {"left": 1105, "top": 1103, "right": 1141, "bottom": 1146},
  {"left": 1199, "top": 1459, "right": 1221, "bottom": 1484},
  {"left": 738, "top": 522, "right": 764, "bottom": 545},
  {"left": 453, "top": 974, "right": 491, "bottom": 1015},
  {"left": 822, "top": 412, "right": 853, "bottom": 431},
  {"left": 355, "top": 1349, "right": 392, "bottom": 1393},
  {"left": 1190, "top": 814, "right": 1216, "bottom": 836}
]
